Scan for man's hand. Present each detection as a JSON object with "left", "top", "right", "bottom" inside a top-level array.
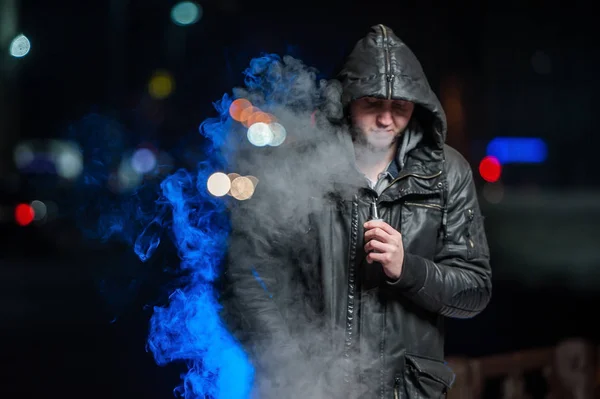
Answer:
[{"left": 363, "top": 220, "right": 405, "bottom": 280}]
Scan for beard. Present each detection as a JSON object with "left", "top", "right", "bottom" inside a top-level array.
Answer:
[{"left": 350, "top": 124, "right": 403, "bottom": 153}]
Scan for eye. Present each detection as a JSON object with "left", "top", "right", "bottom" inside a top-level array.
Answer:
[{"left": 362, "top": 98, "right": 381, "bottom": 108}]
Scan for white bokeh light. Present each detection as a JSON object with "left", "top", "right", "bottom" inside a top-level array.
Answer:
[
  {"left": 207, "top": 172, "right": 231, "bottom": 197},
  {"left": 247, "top": 122, "right": 274, "bottom": 147},
  {"left": 30, "top": 200, "right": 47, "bottom": 221},
  {"left": 55, "top": 144, "right": 83, "bottom": 180},
  {"left": 10, "top": 34, "right": 31, "bottom": 58},
  {"left": 117, "top": 157, "right": 143, "bottom": 192},
  {"left": 268, "top": 123, "right": 287, "bottom": 147}
]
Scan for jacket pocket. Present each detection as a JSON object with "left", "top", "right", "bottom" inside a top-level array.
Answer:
[
  {"left": 401, "top": 200, "right": 444, "bottom": 260},
  {"left": 396, "top": 353, "right": 455, "bottom": 398}
]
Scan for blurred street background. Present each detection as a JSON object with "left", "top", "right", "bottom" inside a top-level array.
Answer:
[{"left": 1, "top": 0, "right": 598, "bottom": 397}]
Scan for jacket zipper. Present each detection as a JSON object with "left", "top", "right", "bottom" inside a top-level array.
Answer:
[
  {"left": 467, "top": 208, "right": 475, "bottom": 248},
  {"left": 379, "top": 24, "right": 394, "bottom": 99},
  {"left": 358, "top": 171, "right": 442, "bottom": 396},
  {"left": 344, "top": 195, "right": 360, "bottom": 381},
  {"left": 404, "top": 202, "right": 443, "bottom": 210},
  {"left": 394, "top": 377, "right": 400, "bottom": 399}
]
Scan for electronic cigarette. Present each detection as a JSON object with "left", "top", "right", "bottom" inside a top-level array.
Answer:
[{"left": 370, "top": 201, "right": 382, "bottom": 222}]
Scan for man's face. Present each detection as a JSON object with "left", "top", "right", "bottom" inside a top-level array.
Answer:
[{"left": 350, "top": 97, "right": 415, "bottom": 151}]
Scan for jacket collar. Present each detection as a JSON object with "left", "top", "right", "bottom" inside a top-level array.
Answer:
[{"left": 377, "top": 145, "right": 445, "bottom": 202}]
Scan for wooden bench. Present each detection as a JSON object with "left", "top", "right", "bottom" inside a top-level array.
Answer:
[{"left": 446, "top": 338, "right": 599, "bottom": 398}]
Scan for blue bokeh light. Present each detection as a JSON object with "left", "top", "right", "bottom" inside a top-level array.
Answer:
[
  {"left": 486, "top": 137, "right": 548, "bottom": 164},
  {"left": 171, "top": 1, "right": 203, "bottom": 26}
]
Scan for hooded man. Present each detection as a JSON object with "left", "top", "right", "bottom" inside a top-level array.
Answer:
[{"left": 223, "top": 24, "right": 492, "bottom": 399}]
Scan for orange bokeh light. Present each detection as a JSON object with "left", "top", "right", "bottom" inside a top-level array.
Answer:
[
  {"left": 229, "top": 99, "right": 252, "bottom": 122},
  {"left": 239, "top": 106, "right": 258, "bottom": 126},
  {"left": 246, "top": 111, "right": 275, "bottom": 127}
]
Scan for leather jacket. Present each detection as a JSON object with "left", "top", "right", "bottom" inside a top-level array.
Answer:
[{"left": 223, "top": 24, "right": 492, "bottom": 399}]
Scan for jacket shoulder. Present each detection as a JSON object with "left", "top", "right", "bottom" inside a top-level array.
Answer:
[{"left": 442, "top": 144, "right": 475, "bottom": 184}]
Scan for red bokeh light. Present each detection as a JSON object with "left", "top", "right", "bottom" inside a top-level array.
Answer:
[
  {"left": 15, "top": 203, "right": 35, "bottom": 226},
  {"left": 479, "top": 156, "right": 502, "bottom": 183}
]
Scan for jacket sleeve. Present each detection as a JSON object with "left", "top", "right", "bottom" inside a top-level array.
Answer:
[
  {"left": 220, "top": 202, "right": 307, "bottom": 378},
  {"left": 386, "top": 153, "right": 492, "bottom": 318}
]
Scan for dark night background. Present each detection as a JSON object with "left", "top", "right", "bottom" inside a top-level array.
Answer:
[{"left": 0, "top": 0, "right": 598, "bottom": 397}]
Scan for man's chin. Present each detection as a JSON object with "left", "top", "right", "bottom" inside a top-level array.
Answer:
[{"left": 367, "top": 139, "right": 395, "bottom": 150}]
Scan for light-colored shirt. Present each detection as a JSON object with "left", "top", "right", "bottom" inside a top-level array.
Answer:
[{"left": 367, "top": 159, "right": 400, "bottom": 196}]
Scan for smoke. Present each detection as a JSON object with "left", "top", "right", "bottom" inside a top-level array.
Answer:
[
  {"left": 139, "top": 52, "right": 375, "bottom": 398},
  {"left": 65, "top": 112, "right": 168, "bottom": 253},
  {"left": 210, "top": 54, "right": 378, "bottom": 399},
  {"left": 66, "top": 107, "right": 256, "bottom": 397},
  {"left": 146, "top": 164, "right": 254, "bottom": 399},
  {"left": 65, "top": 51, "right": 379, "bottom": 398}
]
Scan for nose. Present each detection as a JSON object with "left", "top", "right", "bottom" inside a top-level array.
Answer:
[{"left": 376, "top": 105, "right": 394, "bottom": 127}]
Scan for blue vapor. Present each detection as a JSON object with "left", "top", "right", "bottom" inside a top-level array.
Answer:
[
  {"left": 66, "top": 102, "right": 255, "bottom": 396},
  {"left": 144, "top": 53, "right": 317, "bottom": 398},
  {"left": 145, "top": 93, "right": 254, "bottom": 399},
  {"left": 68, "top": 52, "right": 311, "bottom": 398}
]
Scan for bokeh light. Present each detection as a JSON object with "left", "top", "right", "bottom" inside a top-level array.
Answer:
[
  {"left": 227, "top": 172, "right": 241, "bottom": 182},
  {"left": 15, "top": 204, "right": 35, "bottom": 226},
  {"left": 482, "top": 182, "right": 505, "bottom": 204},
  {"left": 486, "top": 137, "right": 547, "bottom": 164},
  {"left": 9, "top": 34, "right": 31, "bottom": 58},
  {"left": 51, "top": 141, "right": 83, "bottom": 180},
  {"left": 268, "top": 123, "right": 287, "bottom": 146},
  {"left": 226, "top": 173, "right": 241, "bottom": 196},
  {"left": 229, "top": 99, "right": 252, "bottom": 122},
  {"left": 30, "top": 200, "right": 47, "bottom": 221},
  {"left": 246, "top": 175, "right": 259, "bottom": 187},
  {"left": 230, "top": 176, "right": 255, "bottom": 200},
  {"left": 171, "top": 1, "right": 203, "bottom": 26},
  {"left": 111, "top": 156, "right": 143, "bottom": 193},
  {"left": 240, "top": 106, "right": 258, "bottom": 127},
  {"left": 246, "top": 111, "right": 275, "bottom": 126},
  {"left": 247, "top": 122, "right": 274, "bottom": 147},
  {"left": 131, "top": 148, "right": 157, "bottom": 174},
  {"left": 13, "top": 143, "right": 35, "bottom": 169},
  {"left": 207, "top": 172, "right": 231, "bottom": 197},
  {"left": 479, "top": 155, "right": 502, "bottom": 183},
  {"left": 148, "top": 70, "right": 174, "bottom": 99}
]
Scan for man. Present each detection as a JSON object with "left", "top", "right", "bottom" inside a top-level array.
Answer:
[{"left": 224, "top": 24, "right": 492, "bottom": 399}]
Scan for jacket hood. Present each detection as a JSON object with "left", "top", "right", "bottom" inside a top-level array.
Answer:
[{"left": 338, "top": 24, "right": 447, "bottom": 149}]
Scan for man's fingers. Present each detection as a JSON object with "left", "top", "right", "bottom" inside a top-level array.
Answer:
[
  {"left": 364, "top": 239, "right": 393, "bottom": 254},
  {"left": 364, "top": 227, "right": 393, "bottom": 243},
  {"left": 364, "top": 220, "right": 399, "bottom": 236},
  {"left": 366, "top": 251, "right": 391, "bottom": 264}
]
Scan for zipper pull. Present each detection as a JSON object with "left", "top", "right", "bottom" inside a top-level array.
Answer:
[{"left": 386, "top": 74, "right": 395, "bottom": 98}]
